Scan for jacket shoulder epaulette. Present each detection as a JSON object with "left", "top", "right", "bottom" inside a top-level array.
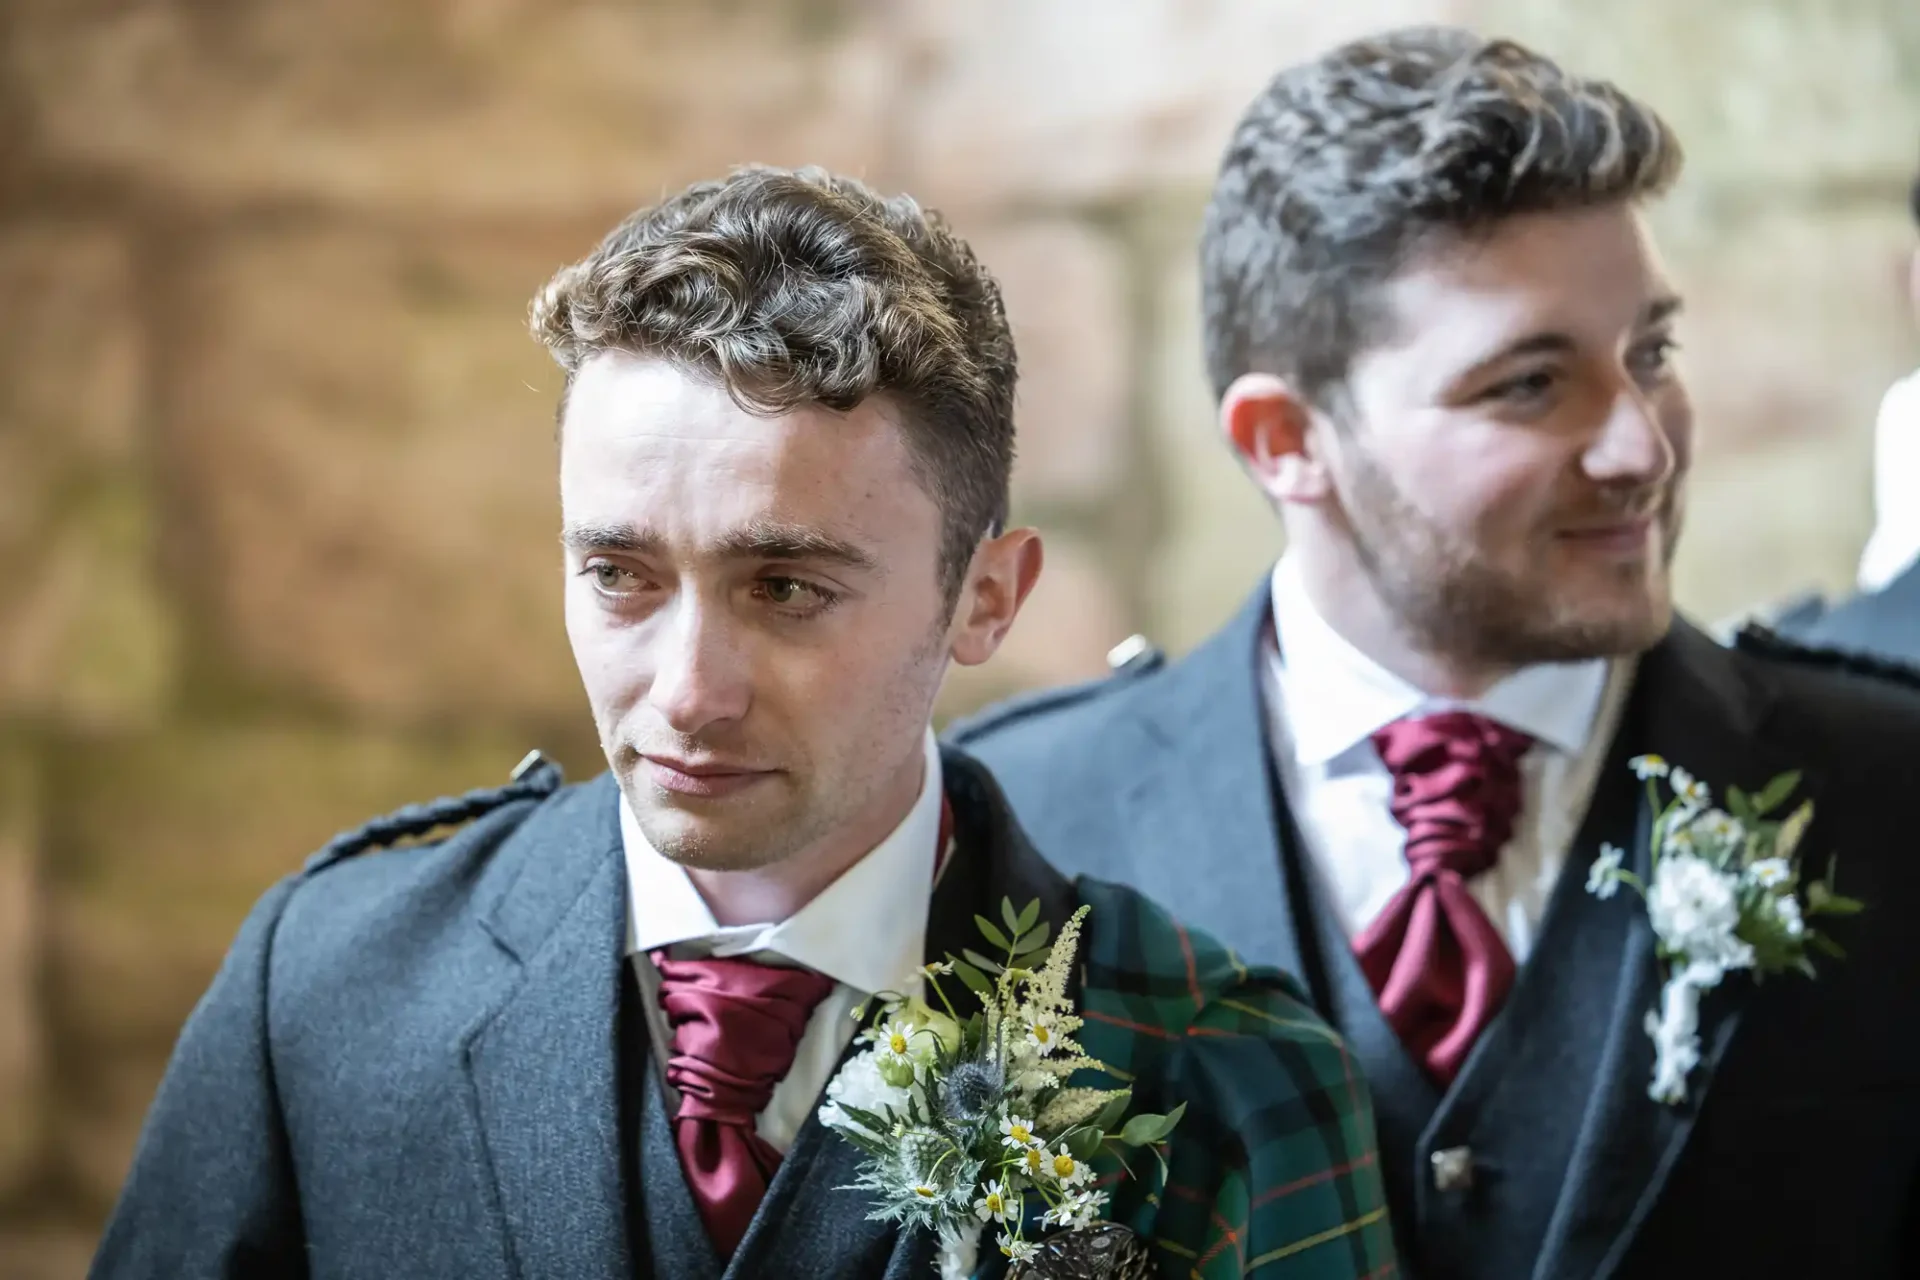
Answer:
[
  {"left": 947, "top": 634, "right": 1166, "bottom": 742},
  {"left": 1731, "top": 624, "right": 1920, "bottom": 692},
  {"left": 303, "top": 750, "right": 566, "bottom": 874}
]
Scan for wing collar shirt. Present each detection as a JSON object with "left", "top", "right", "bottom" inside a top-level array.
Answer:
[
  {"left": 622, "top": 728, "right": 944, "bottom": 1152},
  {"left": 1859, "top": 367, "right": 1920, "bottom": 593},
  {"left": 1261, "top": 555, "right": 1634, "bottom": 962}
]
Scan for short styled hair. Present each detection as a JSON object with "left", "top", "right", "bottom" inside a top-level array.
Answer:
[
  {"left": 1201, "top": 26, "right": 1683, "bottom": 408},
  {"left": 530, "top": 166, "right": 1016, "bottom": 601}
]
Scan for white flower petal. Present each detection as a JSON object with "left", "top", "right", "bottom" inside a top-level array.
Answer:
[
  {"left": 1587, "top": 844, "right": 1626, "bottom": 899},
  {"left": 998, "top": 1233, "right": 1038, "bottom": 1263},
  {"left": 1644, "top": 976, "right": 1704, "bottom": 1105},
  {"left": 1647, "top": 855, "right": 1742, "bottom": 964}
]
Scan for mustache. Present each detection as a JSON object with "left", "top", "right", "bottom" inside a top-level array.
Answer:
[{"left": 1564, "top": 483, "right": 1674, "bottom": 526}]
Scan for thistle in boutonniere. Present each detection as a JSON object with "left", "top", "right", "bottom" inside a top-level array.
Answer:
[
  {"left": 818, "top": 899, "right": 1184, "bottom": 1279},
  {"left": 1586, "top": 755, "right": 1864, "bottom": 1105}
]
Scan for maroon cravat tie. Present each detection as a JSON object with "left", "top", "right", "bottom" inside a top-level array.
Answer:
[
  {"left": 650, "top": 952, "right": 837, "bottom": 1258},
  {"left": 1355, "top": 711, "right": 1533, "bottom": 1087}
]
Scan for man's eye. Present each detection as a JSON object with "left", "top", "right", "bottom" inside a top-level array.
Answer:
[
  {"left": 763, "top": 578, "right": 805, "bottom": 605},
  {"left": 1486, "top": 369, "right": 1559, "bottom": 403},
  {"left": 1630, "top": 336, "right": 1679, "bottom": 380},
  {"left": 587, "top": 563, "right": 639, "bottom": 592},
  {"left": 756, "top": 577, "right": 839, "bottom": 612}
]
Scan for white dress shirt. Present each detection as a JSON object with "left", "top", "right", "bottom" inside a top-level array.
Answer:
[
  {"left": 1858, "top": 367, "right": 1920, "bottom": 592},
  {"left": 1261, "top": 557, "right": 1633, "bottom": 962},
  {"left": 623, "top": 728, "right": 944, "bottom": 1153}
]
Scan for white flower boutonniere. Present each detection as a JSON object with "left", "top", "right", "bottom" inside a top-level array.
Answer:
[
  {"left": 817, "top": 899, "right": 1184, "bottom": 1278},
  {"left": 1587, "top": 756, "right": 1864, "bottom": 1105}
]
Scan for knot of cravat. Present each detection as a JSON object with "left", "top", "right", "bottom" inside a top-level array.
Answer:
[
  {"left": 650, "top": 951, "right": 837, "bottom": 1258},
  {"left": 1356, "top": 711, "right": 1534, "bottom": 1087},
  {"left": 1373, "top": 711, "right": 1533, "bottom": 881}
]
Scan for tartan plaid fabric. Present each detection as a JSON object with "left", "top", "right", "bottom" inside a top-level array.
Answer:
[{"left": 1071, "top": 877, "right": 1399, "bottom": 1280}]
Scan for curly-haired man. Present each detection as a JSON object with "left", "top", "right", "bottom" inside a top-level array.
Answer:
[{"left": 92, "top": 168, "right": 1397, "bottom": 1280}]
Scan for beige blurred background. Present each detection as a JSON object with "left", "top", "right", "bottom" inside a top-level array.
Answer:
[{"left": 1, "top": 0, "right": 1917, "bottom": 1270}]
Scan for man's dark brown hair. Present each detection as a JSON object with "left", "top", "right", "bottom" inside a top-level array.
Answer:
[
  {"left": 1201, "top": 26, "right": 1684, "bottom": 409},
  {"left": 531, "top": 166, "right": 1016, "bottom": 603}
]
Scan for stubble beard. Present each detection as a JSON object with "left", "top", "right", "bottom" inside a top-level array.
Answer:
[{"left": 1342, "top": 449, "right": 1682, "bottom": 672}]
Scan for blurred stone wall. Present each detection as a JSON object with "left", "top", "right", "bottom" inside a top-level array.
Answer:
[{"left": 1, "top": 0, "right": 1915, "bottom": 1270}]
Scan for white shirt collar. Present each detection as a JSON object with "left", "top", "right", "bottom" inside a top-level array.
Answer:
[
  {"left": 622, "top": 728, "right": 943, "bottom": 999},
  {"left": 1859, "top": 367, "right": 1920, "bottom": 592},
  {"left": 1269, "top": 556, "right": 1610, "bottom": 765}
]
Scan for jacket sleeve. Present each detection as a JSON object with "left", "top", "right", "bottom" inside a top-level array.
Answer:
[
  {"left": 89, "top": 876, "right": 309, "bottom": 1280},
  {"left": 1116, "top": 977, "right": 1399, "bottom": 1279}
]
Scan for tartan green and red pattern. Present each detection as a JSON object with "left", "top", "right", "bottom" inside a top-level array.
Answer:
[{"left": 1070, "top": 877, "right": 1399, "bottom": 1280}]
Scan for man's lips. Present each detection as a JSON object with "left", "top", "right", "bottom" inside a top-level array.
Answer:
[
  {"left": 1557, "top": 515, "right": 1656, "bottom": 552},
  {"left": 639, "top": 754, "right": 776, "bottom": 798}
]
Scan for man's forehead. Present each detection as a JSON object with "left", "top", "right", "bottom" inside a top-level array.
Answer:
[
  {"left": 558, "top": 353, "right": 934, "bottom": 555},
  {"left": 1402, "top": 208, "right": 1666, "bottom": 303},
  {"left": 564, "top": 355, "right": 919, "bottom": 479},
  {"left": 1372, "top": 223, "right": 1675, "bottom": 359},
  {"left": 565, "top": 350, "right": 910, "bottom": 438}
]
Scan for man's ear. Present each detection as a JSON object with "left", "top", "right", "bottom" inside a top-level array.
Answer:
[
  {"left": 949, "top": 529, "right": 1043, "bottom": 667},
  {"left": 1220, "top": 372, "right": 1335, "bottom": 505}
]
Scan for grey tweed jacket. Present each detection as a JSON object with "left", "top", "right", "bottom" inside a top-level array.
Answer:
[{"left": 90, "top": 761, "right": 1009, "bottom": 1280}]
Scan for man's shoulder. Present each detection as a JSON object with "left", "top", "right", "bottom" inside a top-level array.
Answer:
[
  {"left": 945, "top": 635, "right": 1202, "bottom": 804},
  {"left": 267, "top": 755, "right": 596, "bottom": 973},
  {"left": 1726, "top": 624, "right": 1920, "bottom": 736},
  {"left": 1770, "top": 562, "right": 1920, "bottom": 667},
  {"left": 947, "top": 634, "right": 1169, "bottom": 758}
]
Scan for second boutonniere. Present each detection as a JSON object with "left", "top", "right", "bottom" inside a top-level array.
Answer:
[
  {"left": 817, "top": 899, "right": 1183, "bottom": 1279},
  {"left": 1586, "top": 755, "right": 1864, "bottom": 1106}
]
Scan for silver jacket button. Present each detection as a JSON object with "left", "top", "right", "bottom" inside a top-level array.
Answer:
[
  {"left": 1431, "top": 1146, "right": 1474, "bottom": 1194},
  {"left": 1106, "top": 634, "right": 1158, "bottom": 673}
]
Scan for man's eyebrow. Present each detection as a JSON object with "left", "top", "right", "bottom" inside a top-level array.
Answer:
[
  {"left": 559, "top": 519, "right": 878, "bottom": 572},
  {"left": 1455, "top": 331, "right": 1577, "bottom": 385},
  {"left": 715, "top": 520, "right": 878, "bottom": 572},
  {"left": 560, "top": 522, "right": 660, "bottom": 554},
  {"left": 1641, "top": 293, "right": 1684, "bottom": 327},
  {"left": 1454, "top": 294, "right": 1686, "bottom": 384}
]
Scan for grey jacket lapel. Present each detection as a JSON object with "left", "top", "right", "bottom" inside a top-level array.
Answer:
[
  {"left": 1535, "top": 623, "right": 1814, "bottom": 1280},
  {"left": 1122, "top": 584, "right": 1305, "bottom": 977},
  {"left": 637, "top": 1044, "right": 723, "bottom": 1280},
  {"left": 463, "top": 775, "right": 631, "bottom": 1280}
]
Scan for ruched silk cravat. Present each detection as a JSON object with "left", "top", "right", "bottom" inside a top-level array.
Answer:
[
  {"left": 1355, "top": 712, "right": 1533, "bottom": 1087},
  {"left": 650, "top": 952, "right": 837, "bottom": 1258}
]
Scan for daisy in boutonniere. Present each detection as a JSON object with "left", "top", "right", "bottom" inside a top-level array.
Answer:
[
  {"left": 1000, "top": 1115, "right": 1039, "bottom": 1152},
  {"left": 1587, "top": 756, "right": 1864, "bottom": 1105},
  {"left": 972, "top": 1179, "right": 1019, "bottom": 1227}
]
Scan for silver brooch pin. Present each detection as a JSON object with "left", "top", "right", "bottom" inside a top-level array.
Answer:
[{"left": 1007, "top": 1222, "right": 1154, "bottom": 1280}]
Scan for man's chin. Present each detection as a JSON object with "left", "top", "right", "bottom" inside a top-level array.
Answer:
[
  {"left": 639, "top": 813, "right": 794, "bottom": 874},
  {"left": 1536, "top": 596, "right": 1672, "bottom": 662}
]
